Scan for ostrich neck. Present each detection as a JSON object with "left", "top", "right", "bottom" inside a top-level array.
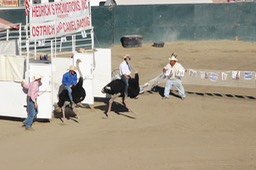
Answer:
[{"left": 76, "top": 61, "right": 83, "bottom": 78}]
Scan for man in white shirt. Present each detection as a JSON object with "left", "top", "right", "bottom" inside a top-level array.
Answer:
[
  {"left": 163, "top": 54, "right": 186, "bottom": 100},
  {"left": 119, "top": 54, "right": 132, "bottom": 96}
]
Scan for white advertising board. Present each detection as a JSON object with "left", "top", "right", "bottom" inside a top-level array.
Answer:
[
  {"left": 29, "top": 63, "right": 52, "bottom": 119},
  {"left": 73, "top": 52, "right": 94, "bottom": 105},
  {"left": 0, "top": 62, "right": 53, "bottom": 119},
  {"left": 29, "top": 0, "right": 92, "bottom": 40},
  {"left": 0, "top": 82, "right": 28, "bottom": 118},
  {"left": 52, "top": 49, "right": 111, "bottom": 105},
  {"left": 0, "top": 48, "right": 111, "bottom": 119},
  {"left": 93, "top": 48, "right": 111, "bottom": 98}
]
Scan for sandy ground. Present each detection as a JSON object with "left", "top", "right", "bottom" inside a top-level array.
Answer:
[{"left": 1, "top": 40, "right": 256, "bottom": 170}]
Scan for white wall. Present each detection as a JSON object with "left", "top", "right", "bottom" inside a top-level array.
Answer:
[{"left": 0, "top": 48, "right": 111, "bottom": 119}]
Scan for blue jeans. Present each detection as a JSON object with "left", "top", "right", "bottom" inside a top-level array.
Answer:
[
  {"left": 65, "top": 85, "right": 73, "bottom": 102},
  {"left": 24, "top": 98, "right": 38, "bottom": 128},
  {"left": 121, "top": 75, "right": 129, "bottom": 96},
  {"left": 164, "top": 78, "right": 185, "bottom": 98}
]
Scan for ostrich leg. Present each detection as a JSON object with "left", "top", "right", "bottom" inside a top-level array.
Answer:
[
  {"left": 61, "top": 101, "right": 70, "bottom": 123},
  {"left": 105, "top": 94, "right": 118, "bottom": 117},
  {"left": 121, "top": 96, "right": 129, "bottom": 112},
  {"left": 122, "top": 96, "right": 136, "bottom": 115}
]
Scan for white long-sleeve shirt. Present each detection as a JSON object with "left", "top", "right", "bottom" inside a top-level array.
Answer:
[
  {"left": 119, "top": 60, "right": 131, "bottom": 76},
  {"left": 164, "top": 62, "right": 185, "bottom": 79}
]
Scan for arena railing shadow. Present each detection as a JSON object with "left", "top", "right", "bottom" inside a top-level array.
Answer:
[{"left": 143, "top": 85, "right": 256, "bottom": 101}]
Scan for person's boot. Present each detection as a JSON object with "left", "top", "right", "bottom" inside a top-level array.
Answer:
[
  {"left": 55, "top": 106, "right": 61, "bottom": 112},
  {"left": 70, "top": 101, "right": 75, "bottom": 109}
]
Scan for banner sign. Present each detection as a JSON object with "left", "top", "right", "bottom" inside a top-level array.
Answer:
[
  {"left": 29, "top": 0, "right": 91, "bottom": 40},
  {"left": 183, "top": 69, "right": 256, "bottom": 88},
  {"left": 0, "top": 0, "right": 18, "bottom": 7}
]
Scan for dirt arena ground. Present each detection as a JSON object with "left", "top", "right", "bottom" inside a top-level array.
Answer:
[{"left": 0, "top": 40, "right": 256, "bottom": 170}]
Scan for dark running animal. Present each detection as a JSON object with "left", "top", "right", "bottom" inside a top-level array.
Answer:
[{"left": 101, "top": 73, "right": 140, "bottom": 117}]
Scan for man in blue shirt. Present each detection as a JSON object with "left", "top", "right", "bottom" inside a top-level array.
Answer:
[{"left": 62, "top": 65, "right": 78, "bottom": 107}]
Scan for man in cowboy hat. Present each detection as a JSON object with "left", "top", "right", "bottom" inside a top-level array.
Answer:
[
  {"left": 119, "top": 54, "right": 132, "bottom": 96},
  {"left": 21, "top": 73, "right": 43, "bottom": 130},
  {"left": 162, "top": 53, "right": 186, "bottom": 100},
  {"left": 62, "top": 65, "right": 78, "bottom": 108}
]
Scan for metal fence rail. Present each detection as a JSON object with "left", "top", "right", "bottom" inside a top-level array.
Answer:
[{"left": 0, "top": 24, "right": 93, "bottom": 58}]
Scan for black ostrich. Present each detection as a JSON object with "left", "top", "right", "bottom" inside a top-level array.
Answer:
[
  {"left": 101, "top": 72, "right": 140, "bottom": 117},
  {"left": 55, "top": 59, "right": 86, "bottom": 120}
]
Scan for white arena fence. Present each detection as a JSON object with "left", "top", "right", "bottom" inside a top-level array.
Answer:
[
  {"left": 0, "top": 24, "right": 93, "bottom": 58},
  {"left": 140, "top": 69, "right": 256, "bottom": 94},
  {"left": 183, "top": 69, "right": 256, "bottom": 88}
]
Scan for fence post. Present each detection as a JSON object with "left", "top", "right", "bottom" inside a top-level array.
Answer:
[
  {"left": 19, "top": 23, "right": 22, "bottom": 56},
  {"left": 72, "top": 34, "right": 76, "bottom": 53},
  {"left": 6, "top": 29, "right": 9, "bottom": 41},
  {"left": 91, "top": 28, "right": 94, "bottom": 50}
]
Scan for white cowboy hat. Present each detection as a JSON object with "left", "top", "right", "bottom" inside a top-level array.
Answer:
[
  {"left": 168, "top": 55, "right": 178, "bottom": 61},
  {"left": 68, "top": 65, "right": 77, "bottom": 71},
  {"left": 33, "top": 74, "right": 43, "bottom": 80},
  {"left": 123, "top": 54, "right": 131, "bottom": 60}
]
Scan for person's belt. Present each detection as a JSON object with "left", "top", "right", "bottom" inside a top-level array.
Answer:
[{"left": 29, "top": 97, "right": 34, "bottom": 102}]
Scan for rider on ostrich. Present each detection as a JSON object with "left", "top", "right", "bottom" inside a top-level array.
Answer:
[
  {"left": 57, "top": 59, "right": 86, "bottom": 109},
  {"left": 62, "top": 65, "right": 78, "bottom": 108},
  {"left": 101, "top": 54, "right": 140, "bottom": 116},
  {"left": 119, "top": 54, "right": 132, "bottom": 98},
  {"left": 101, "top": 72, "right": 140, "bottom": 116}
]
